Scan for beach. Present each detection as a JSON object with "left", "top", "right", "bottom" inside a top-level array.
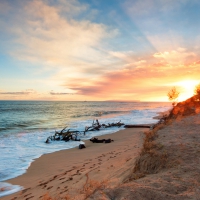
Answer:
[
  {"left": 1, "top": 108, "right": 200, "bottom": 199},
  {"left": 1, "top": 0, "right": 199, "bottom": 199},
  {"left": 0, "top": 101, "right": 170, "bottom": 184},
  {"left": 1, "top": 127, "right": 147, "bottom": 200},
  {"left": 97, "top": 113, "right": 200, "bottom": 200}
]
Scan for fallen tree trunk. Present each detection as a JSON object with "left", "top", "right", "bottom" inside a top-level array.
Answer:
[{"left": 124, "top": 125, "right": 151, "bottom": 128}]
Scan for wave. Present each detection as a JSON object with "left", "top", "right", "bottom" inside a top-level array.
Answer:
[
  {"left": 0, "top": 120, "right": 49, "bottom": 133},
  {"left": 71, "top": 110, "right": 130, "bottom": 118}
]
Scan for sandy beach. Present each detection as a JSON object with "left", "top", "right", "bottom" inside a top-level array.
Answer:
[
  {"left": 2, "top": 107, "right": 200, "bottom": 199},
  {"left": 1, "top": 127, "right": 147, "bottom": 200},
  {"left": 97, "top": 113, "right": 200, "bottom": 200}
]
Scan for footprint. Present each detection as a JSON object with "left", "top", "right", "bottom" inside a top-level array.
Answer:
[
  {"left": 47, "top": 186, "right": 53, "bottom": 190},
  {"left": 24, "top": 193, "right": 32, "bottom": 197},
  {"left": 25, "top": 196, "right": 34, "bottom": 200},
  {"left": 42, "top": 185, "right": 47, "bottom": 189},
  {"left": 61, "top": 180, "right": 68, "bottom": 184},
  {"left": 21, "top": 188, "right": 31, "bottom": 194}
]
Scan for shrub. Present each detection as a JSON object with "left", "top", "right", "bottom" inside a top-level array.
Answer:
[{"left": 167, "top": 86, "right": 180, "bottom": 106}]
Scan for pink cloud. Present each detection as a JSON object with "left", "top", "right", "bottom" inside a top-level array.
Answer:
[{"left": 65, "top": 57, "right": 200, "bottom": 100}]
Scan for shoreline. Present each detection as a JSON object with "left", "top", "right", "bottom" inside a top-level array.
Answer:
[
  {"left": 1, "top": 98, "right": 199, "bottom": 199},
  {"left": 1, "top": 127, "right": 148, "bottom": 199},
  {"left": 0, "top": 101, "right": 170, "bottom": 193}
]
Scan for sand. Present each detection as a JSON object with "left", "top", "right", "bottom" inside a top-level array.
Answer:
[
  {"left": 2, "top": 112, "right": 200, "bottom": 200},
  {"left": 0, "top": 127, "right": 147, "bottom": 200},
  {"left": 89, "top": 114, "right": 200, "bottom": 200}
]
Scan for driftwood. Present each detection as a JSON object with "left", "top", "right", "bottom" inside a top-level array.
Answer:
[
  {"left": 84, "top": 119, "right": 124, "bottom": 133},
  {"left": 124, "top": 114, "right": 169, "bottom": 129},
  {"left": 124, "top": 125, "right": 151, "bottom": 128},
  {"left": 90, "top": 137, "right": 114, "bottom": 143},
  {"left": 45, "top": 119, "right": 124, "bottom": 143},
  {"left": 45, "top": 116, "right": 170, "bottom": 143}
]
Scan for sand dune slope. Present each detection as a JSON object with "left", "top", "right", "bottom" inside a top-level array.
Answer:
[{"left": 89, "top": 114, "right": 200, "bottom": 200}]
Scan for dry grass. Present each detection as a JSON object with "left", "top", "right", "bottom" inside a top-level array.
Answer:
[
  {"left": 169, "top": 95, "right": 200, "bottom": 118},
  {"left": 40, "top": 193, "right": 71, "bottom": 200},
  {"left": 128, "top": 122, "right": 169, "bottom": 180},
  {"left": 130, "top": 98, "right": 200, "bottom": 178},
  {"left": 80, "top": 174, "right": 108, "bottom": 200},
  {"left": 40, "top": 174, "right": 108, "bottom": 200}
]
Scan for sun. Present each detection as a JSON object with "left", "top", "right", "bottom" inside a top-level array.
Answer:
[{"left": 175, "top": 80, "right": 199, "bottom": 101}]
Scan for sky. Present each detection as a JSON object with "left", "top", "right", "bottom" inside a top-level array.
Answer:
[{"left": 1, "top": 0, "right": 200, "bottom": 102}]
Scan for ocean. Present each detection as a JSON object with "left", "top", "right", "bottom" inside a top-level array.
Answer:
[{"left": 0, "top": 101, "right": 171, "bottom": 183}]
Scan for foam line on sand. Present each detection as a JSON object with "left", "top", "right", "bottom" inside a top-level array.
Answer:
[{"left": 1, "top": 128, "right": 147, "bottom": 200}]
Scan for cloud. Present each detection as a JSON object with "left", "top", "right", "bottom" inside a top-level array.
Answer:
[
  {"left": 0, "top": 1, "right": 11, "bottom": 14},
  {"left": 108, "top": 51, "right": 148, "bottom": 68},
  {"left": 3, "top": 0, "right": 116, "bottom": 74},
  {"left": 0, "top": 92, "right": 30, "bottom": 95},
  {"left": 123, "top": 0, "right": 194, "bottom": 17},
  {"left": 122, "top": 0, "right": 200, "bottom": 56},
  {"left": 0, "top": 89, "right": 36, "bottom": 95},
  {"left": 56, "top": 0, "right": 88, "bottom": 16},
  {"left": 194, "top": 60, "right": 200, "bottom": 65},
  {"left": 109, "top": 51, "right": 134, "bottom": 60},
  {"left": 153, "top": 48, "right": 196, "bottom": 65},
  {"left": 153, "top": 51, "right": 170, "bottom": 58},
  {"left": 50, "top": 91, "right": 75, "bottom": 95},
  {"left": 64, "top": 54, "right": 200, "bottom": 100}
]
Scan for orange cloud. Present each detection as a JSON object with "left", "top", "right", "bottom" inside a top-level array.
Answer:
[{"left": 64, "top": 57, "right": 200, "bottom": 101}]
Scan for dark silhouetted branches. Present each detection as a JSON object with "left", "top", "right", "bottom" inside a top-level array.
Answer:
[
  {"left": 45, "top": 119, "right": 124, "bottom": 143},
  {"left": 194, "top": 83, "right": 200, "bottom": 101},
  {"left": 167, "top": 86, "right": 180, "bottom": 106}
]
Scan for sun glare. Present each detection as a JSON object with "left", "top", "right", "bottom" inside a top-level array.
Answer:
[{"left": 175, "top": 80, "right": 199, "bottom": 101}]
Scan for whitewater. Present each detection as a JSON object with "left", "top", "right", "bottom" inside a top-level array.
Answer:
[{"left": 0, "top": 101, "right": 171, "bottom": 184}]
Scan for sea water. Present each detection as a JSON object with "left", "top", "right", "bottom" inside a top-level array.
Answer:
[{"left": 0, "top": 101, "right": 171, "bottom": 189}]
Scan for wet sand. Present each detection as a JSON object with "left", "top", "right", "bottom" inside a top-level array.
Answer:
[{"left": 1, "top": 127, "right": 147, "bottom": 200}]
